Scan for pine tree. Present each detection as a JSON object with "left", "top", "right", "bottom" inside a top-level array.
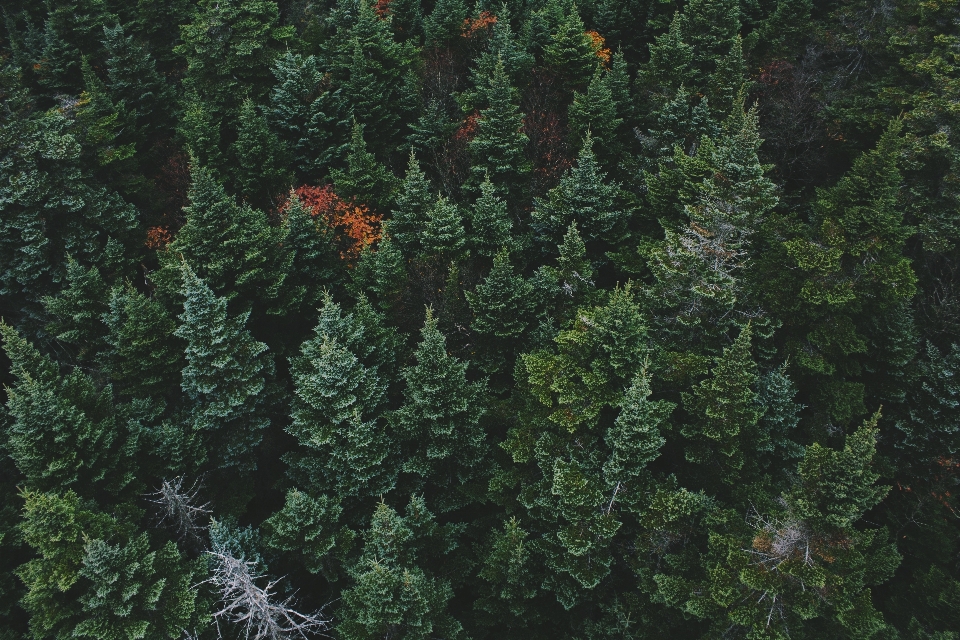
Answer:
[
  {"left": 467, "top": 250, "right": 534, "bottom": 372},
  {"left": 230, "top": 97, "right": 292, "bottom": 208},
  {"left": 350, "top": 230, "right": 408, "bottom": 312},
  {"left": 532, "top": 134, "right": 627, "bottom": 250},
  {"left": 98, "top": 283, "right": 183, "bottom": 402},
  {"left": 101, "top": 22, "right": 175, "bottom": 142},
  {"left": 286, "top": 294, "right": 395, "bottom": 500},
  {"left": 268, "top": 52, "right": 351, "bottom": 181},
  {"left": 339, "top": 499, "right": 463, "bottom": 640},
  {"left": 543, "top": 5, "right": 598, "bottom": 92},
  {"left": 388, "top": 310, "right": 487, "bottom": 508},
  {"left": 637, "top": 12, "right": 693, "bottom": 98},
  {"left": 468, "top": 175, "right": 516, "bottom": 257},
  {"left": 280, "top": 194, "right": 344, "bottom": 314},
  {"left": 568, "top": 69, "right": 623, "bottom": 163},
  {"left": 603, "top": 370, "right": 673, "bottom": 493},
  {"left": 470, "top": 58, "right": 531, "bottom": 206},
  {"left": 331, "top": 120, "right": 400, "bottom": 211},
  {"left": 424, "top": 0, "right": 468, "bottom": 47},
  {"left": 390, "top": 151, "right": 433, "bottom": 257},
  {"left": 153, "top": 164, "right": 290, "bottom": 315},
  {"left": 17, "top": 490, "right": 201, "bottom": 640},
  {"left": 681, "top": 323, "right": 762, "bottom": 485},
  {"left": 420, "top": 194, "right": 467, "bottom": 260},
  {"left": 41, "top": 258, "right": 110, "bottom": 363},
  {"left": 175, "top": 263, "right": 273, "bottom": 475},
  {"left": 682, "top": 0, "right": 740, "bottom": 80},
  {"left": 1, "top": 323, "right": 136, "bottom": 496}
]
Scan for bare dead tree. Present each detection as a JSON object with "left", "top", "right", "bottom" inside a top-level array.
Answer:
[
  {"left": 147, "top": 476, "right": 212, "bottom": 552},
  {"left": 205, "top": 545, "right": 330, "bottom": 640}
]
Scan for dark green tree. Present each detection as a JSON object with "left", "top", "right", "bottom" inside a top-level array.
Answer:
[{"left": 230, "top": 97, "right": 292, "bottom": 208}]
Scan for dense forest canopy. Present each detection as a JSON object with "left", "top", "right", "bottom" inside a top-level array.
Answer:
[{"left": 0, "top": 0, "right": 959, "bottom": 637}]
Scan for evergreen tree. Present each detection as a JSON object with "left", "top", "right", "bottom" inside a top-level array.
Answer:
[
  {"left": 388, "top": 310, "right": 487, "bottom": 509},
  {"left": 41, "top": 258, "right": 110, "bottom": 363},
  {"left": 470, "top": 58, "right": 531, "bottom": 206},
  {"left": 280, "top": 194, "right": 344, "bottom": 314},
  {"left": 268, "top": 52, "right": 351, "bottom": 181},
  {"left": 153, "top": 164, "right": 290, "bottom": 315},
  {"left": 339, "top": 499, "right": 463, "bottom": 640},
  {"left": 532, "top": 134, "right": 627, "bottom": 251},
  {"left": 424, "top": 0, "right": 469, "bottom": 47},
  {"left": 1, "top": 323, "right": 136, "bottom": 497},
  {"left": 17, "top": 490, "right": 201, "bottom": 640},
  {"left": 98, "top": 283, "right": 183, "bottom": 402},
  {"left": 286, "top": 294, "right": 395, "bottom": 500},
  {"left": 331, "top": 120, "right": 400, "bottom": 211},
  {"left": 101, "top": 22, "right": 175, "bottom": 142},
  {"left": 467, "top": 250, "right": 534, "bottom": 372},
  {"left": 543, "top": 5, "right": 598, "bottom": 92},
  {"left": 468, "top": 175, "right": 516, "bottom": 257},
  {"left": 681, "top": 323, "right": 762, "bottom": 485},
  {"left": 175, "top": 263, "right": 273, "bottom": 476},
  {"left": 230, "top": 97, "right": 292, "bottom": 208},
  {"left": 390, "top": 151, "right": 433, "bottom": 256},
  {"left": 420, "top": 194, "right": 467, "bottom": 260},
  {"left": 568, "top": 68, "right": 622, "bottom": 158}
]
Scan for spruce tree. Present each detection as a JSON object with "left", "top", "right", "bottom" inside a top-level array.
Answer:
[
  {"left": 101, "top": 22, "right": 175, "bottom": 141},
  {"left": 420, "top": 194, "right": 467, "bottom": 260},
  {"left": 230, "top": 97, "right": 292, "bottom": 208},
  {"left": 568, "top": 69, "right": 623, "bottom": 164},
  {"left": 532, "top": 135, "right": 627, "bottom": 250},
  {"left": 390, "top": 151, "right": 433, "bottom": 257},
  {"left": 268, "top": 52, "right": 351, "bottom": 181},
  {"left": 153, "top": 164, "right": 290, "bottom": 315},
  {"left": 468, "top": 175, "right": 516, "bottom": 257},
  {"left": 286, "top": 294, "right": 395, "bottom": 500},
  {"left": 280, "top": 194, "right": 344, "bottom": 314},
  {"left": 1, "top": 323, "right": 136, "bottom": 497},
  {"left": 41, "top": 258, "right": 110, "bottom": 363},
  {"left": 467, "top": 250, "right": 534, "bottom": 372},
  {"left": 339, "top": 499, "right": 463, "bottom": 640},
  {"left": 681, "top": 323, "right": 762, "bottom": 485},
  {"left": 98, "top": 283, "right": 183, "bottom": 402},
  {"left": 543, "top": 5, "right": 598, "bottom": 92},
  {"left": 174, "top": 263, "right": 273, "bottom": 476},
  {"left": 470, "top": 58, "right": 531, "bottom": 206},
  {"left": 424, "top": 0, "right": 468, "bottom": 47},
  {"left": 331, "top": 120, "right": 400, "bottom": 211},
  {"left": 388, "top": 310, "right": 487, "bottom": 509}
]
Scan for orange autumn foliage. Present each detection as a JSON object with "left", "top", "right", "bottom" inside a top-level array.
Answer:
[
  {"left": 462, "top": 11, "right": 497, "bottom": 38},
  {"left": 585, "top": 30, "right": 611, "bottom": 67},
  {"left": 286, "top": 185, "right": 382, "bottom": 263},
  {"left": 145, "top": 226, "right": 172, "bottom": 249},
  {"left": 375, "top": 0, "right": 392, "bottom": 18}
]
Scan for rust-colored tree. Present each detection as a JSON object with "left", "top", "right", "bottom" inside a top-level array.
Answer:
[{"left": 284, "top": 185, "right": 382, "bottom": 263}]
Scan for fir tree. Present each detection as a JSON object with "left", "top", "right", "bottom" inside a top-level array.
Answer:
[
  {"left": 339, "top": 499, "right": 463, "bottom": 640},
  {"left": 543, "top": 5, "right": 598, "bottom": 92},
  {"left": 175, "top": 263, "right": 273, "bottom": 475},
  {"left": 424, "top": 0, "right": 468, "bottom": 47},
  {"left": 468, "top": 175, "right": 516, "bottom": 257},
  {"left": 390, "top": 151, "right": 433, "bottom": 257},
  {"left": 470, "top": 58, "right": 531, "bottom": 206},
  {"left": 532, "top": 134, "right": 627, "bottom": 250},
  {"left": 280, "top": 194, "right": 344, "bottom": 314},
  {"left": 420, "top": 194, "right": 467, "bottom": 260},
  {"left": 1, "top": 323, "right": 136, "bottom": 496},
  {"left": 331, "top": 120, "right": 400, "bottom": 211},
  {"left": 153, "top": 164, "right": 290, "bottom": 315},
  {"left": 230, "top": 97, "right": 292, "bottom": 208},
  {"left": 388, "top": 310, "right": 487, "bottom": 508},
  {"left": 41, "top": 258, "right": 110, "bottom": 363},
  {"left": 681, "top": 323, "right": 762, "bottom": 485},
  {"left": 268, "top": 52, "right": 351, "bottom": 181},
  {"left": 98, "top": 283, "right": 183, "bottom": 402},
  {"left": 467, "top": 250, "right": 534, "bottom": 372}
]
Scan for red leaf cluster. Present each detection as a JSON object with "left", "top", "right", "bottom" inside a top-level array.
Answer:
[
  {"left": 285, "top": 185, "right": 382, "bottom": 263},
  {"left": 462, "top": 11, "right": 497, "bottom": 38},
  {"left": 585, "top": 30, "right": 611, "bottom": 67}
]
